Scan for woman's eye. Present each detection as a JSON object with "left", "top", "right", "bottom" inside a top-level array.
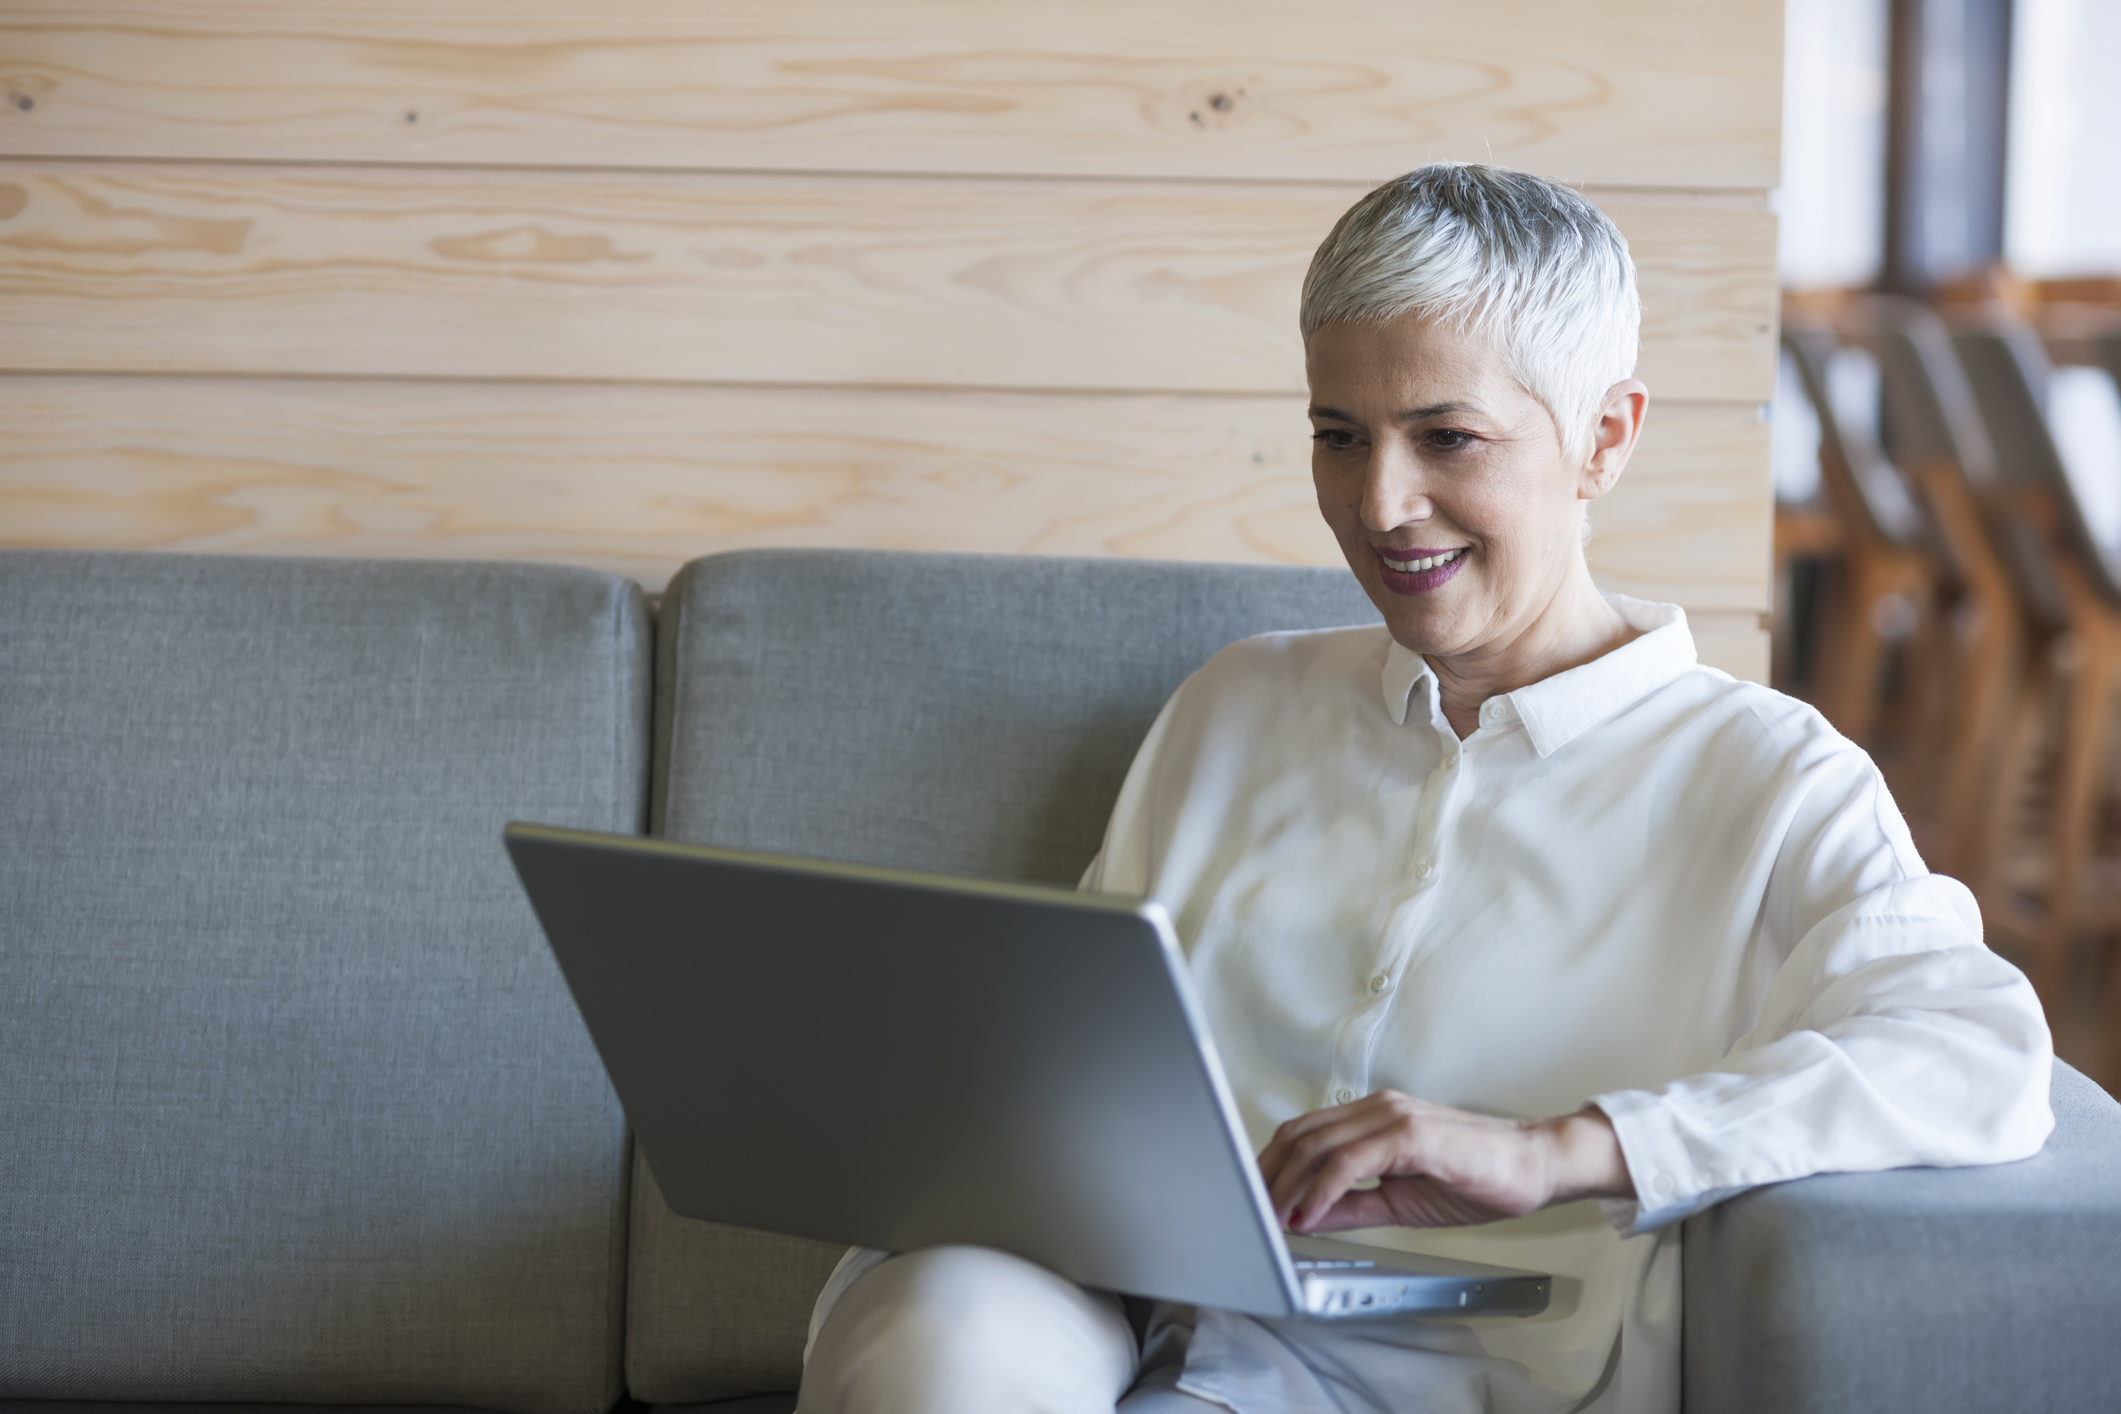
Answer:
[
  {"left": 1310, "top": 430, "right": 1357, "bottom": 450},
  {"left": 1425, "top": 429, "right": 1474, "bottom": 450}
]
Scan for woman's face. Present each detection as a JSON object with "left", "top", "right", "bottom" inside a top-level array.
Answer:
[{"left": 1305, "top": 313, "right": 1630, "bottom": 661}]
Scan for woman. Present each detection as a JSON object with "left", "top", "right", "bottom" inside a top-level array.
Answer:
[{"left": 797, "top": 164, "right": 2053, "bottom": 1413}]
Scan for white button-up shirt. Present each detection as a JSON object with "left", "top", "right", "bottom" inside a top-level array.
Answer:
[{"left": 1082, "top": 597, "right": 2052, "bottom": 1414}]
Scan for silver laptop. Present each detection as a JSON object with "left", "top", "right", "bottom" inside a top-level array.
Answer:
[{"left": 504, "top": 823, "right": 1551, "bottom": 1321}]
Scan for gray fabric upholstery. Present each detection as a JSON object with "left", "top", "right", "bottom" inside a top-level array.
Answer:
[
  {"left": 647, "top": 549, "right": 1381, "bottom": 881},
  {"left": 1683, "top": 1059, "right": 2121, "bottom": 1412},
  {"left": 0, "top": 1407, "right": 503, "bottom": 1414},
  {"left": 0, "top": 551, "right": 651, "bottom": 1414},
  {"left": 624, "top": 1164, "right": 845, "bottom": 1407},
  {"left": 627, "top": 548, "right": 1380, "bottom": 1403}
]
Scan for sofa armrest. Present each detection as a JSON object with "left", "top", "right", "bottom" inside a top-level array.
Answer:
[{"left": 1681, "top": 1059, "right": 2121, "bottom": 1412}]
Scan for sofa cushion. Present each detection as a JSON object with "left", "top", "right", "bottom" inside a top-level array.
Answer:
[
  {"left": 1682, "top": 1058, "right": 2121, "bottom": 1412},
  {"left": 628, "top": 548, "right": 1378, "bottom": 1403},
  {"left": 0, "top": 551, "right": 650, "bottom": 1414},
  {"left": 1, "top": 1407, "right": 504, "bottom": 1414}
]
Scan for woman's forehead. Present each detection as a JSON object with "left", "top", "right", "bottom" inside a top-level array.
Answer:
[{"left": 1304, "top": 316, "right": 1529, "bottom": 418}]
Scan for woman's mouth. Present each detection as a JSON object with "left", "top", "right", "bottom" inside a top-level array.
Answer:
[{"left": 1375, "top": 545, "right": 1468, "bottom": 595}]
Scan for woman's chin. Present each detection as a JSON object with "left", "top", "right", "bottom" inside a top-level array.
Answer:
[
  {"left": 1356, "top": 575, "right": 1475, "bottom": 656},
  {"left": 1378, "top": 608, "right": 1474, "bottom": 661}
]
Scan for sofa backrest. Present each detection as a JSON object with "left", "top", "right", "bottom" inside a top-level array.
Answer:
[
  {"left": 628, "top": 548, "right": 1380, "bottom": 1403},
  {"left": 0, "top": 550, "right": 650, "bottom": 1414}
]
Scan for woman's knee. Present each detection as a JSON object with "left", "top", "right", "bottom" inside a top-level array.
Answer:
[{"left": 801, "top": 1245, "right": 1137, "bottom": 1414}]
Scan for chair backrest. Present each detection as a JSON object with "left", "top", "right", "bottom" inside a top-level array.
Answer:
[
  {"left": 1855, "top": 296, "right": 2072, "bottom": 633},
  {"left": 1781, "top": 321, "right": 1929, "bottom": 551},
  {"left": 1774, "top": 342, "right": 1828, "bottom": 508},
  {"left": 1953, "top": 316, "right": 2121, "bottom": 606},
  {"left": 2100, "top": 331, "right": 2121, "bottom": 394},
  {"left": 0, "top": 550, "right": 650, "bottom": 1414},
  {"left": 1858, "top": 295, "right": 2002, "bottom": 485},
  {"left": 624, "top": 547, "right": 1380, "bottom": 1404},
  {"left": 2046, "top": 363, "right": 2121, "bottom": 557}
]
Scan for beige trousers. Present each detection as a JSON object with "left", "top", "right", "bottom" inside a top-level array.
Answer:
[{"left": 797, "top": 1245, "right": 1228, "bottom": 1414}]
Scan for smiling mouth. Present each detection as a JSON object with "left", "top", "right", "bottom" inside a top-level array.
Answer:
[{"left": 1378, "top": 547, "right": 1467, "bottom": 573}]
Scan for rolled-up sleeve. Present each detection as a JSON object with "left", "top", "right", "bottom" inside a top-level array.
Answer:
[{"left": 1594, "top": 737, "right": 2054, "bottom": 1235}]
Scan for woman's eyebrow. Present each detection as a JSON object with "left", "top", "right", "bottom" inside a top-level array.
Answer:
[
  {"left": 1395, "top": 400, "right": 1479, "bottom": 421},
  {"left": 1305, "top": 401, "right": 1481, "bottom": 423}
]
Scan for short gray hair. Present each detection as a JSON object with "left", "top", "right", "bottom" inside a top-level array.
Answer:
[{"left": 1301, "top": 163, "right": 1640, "bottom": 452}]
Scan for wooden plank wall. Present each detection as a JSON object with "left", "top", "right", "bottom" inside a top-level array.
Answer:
[{"left": 0, "top": 1, "right": 1782, "bottom": 679}]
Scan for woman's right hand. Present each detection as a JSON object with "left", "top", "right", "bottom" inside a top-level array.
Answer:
[{"left": 1255, "top": 1090, "right": 1633, "bottom": 1233}]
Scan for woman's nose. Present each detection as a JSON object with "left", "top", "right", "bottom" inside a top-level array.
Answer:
[{"left": 1360, "top": 451, "right": 1431, "bottom": 532}]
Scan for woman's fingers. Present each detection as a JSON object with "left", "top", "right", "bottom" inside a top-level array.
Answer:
[
  {"left": 1259, "top": 1094, "right": 1629, "bottom": 1233},
  {"left": 1258, "top": 1104, "right": 1347, "bottom": 1204},
  {"left": 1299, "top": 1174, "right": 1496, "bottom": 1231},
  {"left": 1261, "top": 1105, "right": 1378, "bottom": 1211},
  {"left": 1259, "top": 1090, "right": 1581, "bottom": 1230},
  {"left": 1257, "top": 1097, "right": 1365, "bottom": 1178},
  {"left": 1285, "top": 1130, "right": 1404, "bottom": 1230},
  {"left": 1265, "top": 1104, "right": 1414, "bottom": 1226},
  {"left": 1295, "top": 1182, "right": 1398, "bottom": 1232}
]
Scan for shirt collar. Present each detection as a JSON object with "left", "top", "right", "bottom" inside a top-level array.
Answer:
[{"left": 1379, "top": 597, "right": 1699, "bottom": 755}]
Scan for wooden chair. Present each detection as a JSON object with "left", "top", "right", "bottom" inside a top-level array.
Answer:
[
  {"left": 2099, "top": 330, "right": 2121, "bottom": 393},
  {"left": 1848, "top": 296, "right": 2070, "bottom": 904},
  {"left": 2035, "top": 277, "right": 2121, "bottom": 310},
  {"left": 1770, "top": 338, "right": 1844, "bottom": 695},
  {"left": 1778, "top": 316, "right": 1945, "bottom": 763},
  {"left": 1951, "top": 314, "right": 2121, "bottom": 1008},
  {"left": 2103, "top": 327, "right": 2121, "bottom": 1092}
]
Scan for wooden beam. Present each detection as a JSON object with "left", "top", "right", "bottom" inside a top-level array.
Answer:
[
  {"left": 0, "top": 1, "right": 1781, "bottom": 188},
  {"left": 0, "top": 165, "right": 1779, "bottom": 401},
  {"left": 0, "top": 374, "right": 1771, "bottom": 618}
]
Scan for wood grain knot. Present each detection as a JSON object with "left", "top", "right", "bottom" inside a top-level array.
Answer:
[
  {"left": 0, "top": 184, "right": 24, "bottom": 220},
  {"left": 4, "top": 73, "right": 55, "bottom": 112},
  {"left": 1182, "top": 84, "right": 1257, "bottom": 130}
]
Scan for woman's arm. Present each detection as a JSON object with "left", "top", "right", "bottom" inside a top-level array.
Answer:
[
  {"left": 1589, "top": 872, "right": 2051, "bottom": 1234},
  {"left": 1260, "top": 748, "right": 2053, "bottom": 1239},
  {"left": 1257, "top": 1091, "right": 1633, "bottom": 1232},
  {"left": 1260, "top": 879, "right": 2049, "bottom": 1239}
]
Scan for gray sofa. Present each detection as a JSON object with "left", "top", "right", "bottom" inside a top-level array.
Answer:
[{"left": 4, "top": 545, "right": 2117, "bottom": 1414}]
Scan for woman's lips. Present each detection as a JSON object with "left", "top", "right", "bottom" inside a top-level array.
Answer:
[{"left": 1375, "top": 545, "right": 1468, "bottom": 596}]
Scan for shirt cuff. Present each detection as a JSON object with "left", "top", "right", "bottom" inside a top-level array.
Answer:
[{"left": 1592, "top": 1086, "right": 1724, "bottom": 1236}]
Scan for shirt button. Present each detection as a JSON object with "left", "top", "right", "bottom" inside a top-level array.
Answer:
[
  {"left": 1481, "top": 700, "right": 1505, "bottom": 726},
  {"left": 1416, "top": 861, "right": 1433, "bottom": 879},
  {"left": 1335, "top": 1088, "right": 1355, "bottom": 1104},
  {"left": 1655, "top": 1174, "right": 1677, "bottom": 1197},
  {"left": 1369, "top": 973, "right": 1390, "bottom": 993}
]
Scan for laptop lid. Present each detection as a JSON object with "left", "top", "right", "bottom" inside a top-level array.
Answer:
[{"left": 503, "top": 822, "right": 1305, "bottom": 1318}]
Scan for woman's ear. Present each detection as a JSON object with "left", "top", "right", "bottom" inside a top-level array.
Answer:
[{"left": 1579, "top": 380, "right": 1649, "bottom": 501}]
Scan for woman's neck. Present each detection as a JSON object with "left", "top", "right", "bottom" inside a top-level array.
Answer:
[{"left": 1425, "top": 570, "right": 1638, "bottom": 740}]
